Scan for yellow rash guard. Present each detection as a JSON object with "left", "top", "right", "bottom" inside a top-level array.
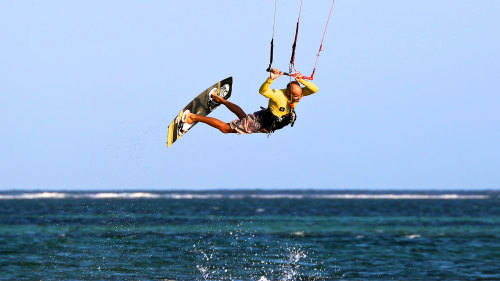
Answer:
[{"left": 258, "top": 77, "right": 319, "bottom": 118}]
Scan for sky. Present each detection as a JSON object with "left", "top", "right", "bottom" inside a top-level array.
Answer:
[{"left": 0, "top": 0, "right": 499, "bottom": 190}]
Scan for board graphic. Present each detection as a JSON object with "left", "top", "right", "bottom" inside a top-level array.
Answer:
[{"left": 166, "top": 77, "right": 233, "bottom": 148}]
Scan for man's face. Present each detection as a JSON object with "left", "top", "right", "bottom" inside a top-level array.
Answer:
[{"left": 287, "top": 84, "right": 303, "bottom": 103}]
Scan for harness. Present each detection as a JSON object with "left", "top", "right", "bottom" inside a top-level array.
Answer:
[{"left": 260, "top": 106, "right": 297, "bottom": 134}]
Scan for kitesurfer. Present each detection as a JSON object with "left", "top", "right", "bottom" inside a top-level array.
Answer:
[{"left": 183, "top": 68, "right": 318, "bottom": 134}]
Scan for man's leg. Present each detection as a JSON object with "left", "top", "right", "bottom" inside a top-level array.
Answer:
[
  {"left": 212, "top": 93, "right": 247, "bottom": 120},
  {"left": 185, "top": 113, "right": 236, "bottom": 134}
]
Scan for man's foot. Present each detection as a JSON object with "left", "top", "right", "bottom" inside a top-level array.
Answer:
[
  {"left": 183, "top": 111, "right": 195, "bottom": 124},
  {"left": 211, "top": 92, "right": 225, "bottom": 104},
  {"left": 178, "top": 110, "right": 195, "bottom": 136},
  {"left": 208, "top": 88, "right": 225, "bottom": 104}
]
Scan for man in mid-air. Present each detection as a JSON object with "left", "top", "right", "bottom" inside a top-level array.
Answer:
[{"left": 183, "top": 68, "right": 318, "bottom": 134}]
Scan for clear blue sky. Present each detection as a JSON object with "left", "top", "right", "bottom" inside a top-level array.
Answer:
[{"left": 1, "top": 0, "right": 498, "bottom": 190}]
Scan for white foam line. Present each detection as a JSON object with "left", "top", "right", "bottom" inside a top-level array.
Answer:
[
  {"left": 0, "top": 192, "right": 68, "bottom": 199},
  {"left": 250, "top": 194, "right": 306, "bottom": 199},
  {"left": 162, "top": 194, "right": 224, "bottom": 199},
  {"left": 309, "top": 194, "right": 490, "bottom": 199},
  {"left": 87, "top": 192, "right": 161, "bottom": 199},
  {"left": 0, "top": 192, "right": 490, "bottom": 200}
]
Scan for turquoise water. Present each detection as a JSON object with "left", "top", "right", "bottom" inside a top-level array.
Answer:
[{"left": 1, "top": 190, "right": 499, "bottom": 280}]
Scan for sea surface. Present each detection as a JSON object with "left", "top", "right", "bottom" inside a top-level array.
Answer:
[{"left": 0, "top": 190, "right": 499, "bottom": 281}]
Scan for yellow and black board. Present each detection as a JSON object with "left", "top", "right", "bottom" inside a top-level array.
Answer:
[{"left": 166, "top": 77, "right": 233, "bottom": 148}]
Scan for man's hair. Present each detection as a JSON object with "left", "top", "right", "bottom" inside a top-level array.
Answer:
[{"left": 286, "top": 81, "right": 301, "bottom": 91}]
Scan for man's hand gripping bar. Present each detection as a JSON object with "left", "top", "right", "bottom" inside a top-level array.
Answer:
[{"left": 266, "top": 68, "right": 314, "bottom": 80}]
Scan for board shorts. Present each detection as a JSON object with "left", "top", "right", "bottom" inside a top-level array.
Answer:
[{"left": 229, "top": 109, "right": 269, "bottom": 134}]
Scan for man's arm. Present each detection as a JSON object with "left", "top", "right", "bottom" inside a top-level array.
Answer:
[
  {"left": 298, "top": 78, "right": 319, "bottom": 96},
  {"left": 259, "top": 68, "right": 283, "bottom": 99},
  {"left": 259, "top": 77, "right": 278, "bottom": 99}
]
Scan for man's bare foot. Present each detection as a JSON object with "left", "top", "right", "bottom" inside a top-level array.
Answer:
[
  {"left": 184, "top": 111, "right": 195, "bottom": 124},
  {"left": 211, "top": 92, "right": 225, "bottom": 103}
]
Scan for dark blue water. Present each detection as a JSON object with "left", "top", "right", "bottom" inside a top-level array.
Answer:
[{"left": 1, "top": 190, "right": 499, "bottom": 280}]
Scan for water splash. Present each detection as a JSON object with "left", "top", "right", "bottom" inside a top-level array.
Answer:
[{"left": 191, "top": 222, "right": 327, "bottom": 281}]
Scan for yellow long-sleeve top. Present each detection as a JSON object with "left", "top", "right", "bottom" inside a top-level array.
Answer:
[{"left": 258, "top": 77, "right": 319, "bottom": 118}]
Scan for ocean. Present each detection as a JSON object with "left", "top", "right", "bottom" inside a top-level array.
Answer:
[{"left": 0, "top": 190, "right": 499, "bottom": 280}]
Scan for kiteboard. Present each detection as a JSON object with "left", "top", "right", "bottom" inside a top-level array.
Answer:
[{"left": 166, "top": 77, "right": 233, "bottom": 148}]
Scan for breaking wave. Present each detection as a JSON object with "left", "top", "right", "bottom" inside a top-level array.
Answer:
[{"left": 0, "top": 191, "right": 491, "bottom": 200}]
